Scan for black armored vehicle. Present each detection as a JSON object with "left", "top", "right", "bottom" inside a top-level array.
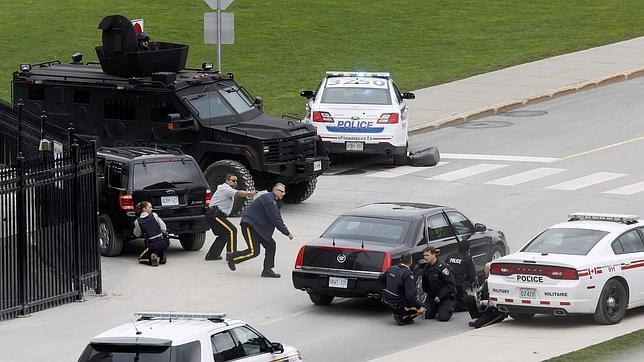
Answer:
[{"left": 12, "top": 15, "right": 329, "bottom": 215}]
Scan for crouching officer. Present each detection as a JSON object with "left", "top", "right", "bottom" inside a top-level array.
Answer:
[
  {"left": 379, "top": 253, "right": 427, "bottom": 325},
  {"left": 446, "top": 239, "right": 476, "bottom": 312},
  {"left": 421, "top": 246, "right": 456, "bottom": 321},
  {"left": 464, "top": 262, "right": 507, "bottom": 328}
]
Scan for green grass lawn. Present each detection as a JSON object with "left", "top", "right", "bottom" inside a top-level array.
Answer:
[
  {"left": 1, "top": 1, "right": 644, "bottom": 118},
  {"left": 546, "top": 329, "right": 644, "bottom": 361}
]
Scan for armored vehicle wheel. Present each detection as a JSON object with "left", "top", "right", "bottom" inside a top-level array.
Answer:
[
  {"left": 203, "top": 160, "right": 255, "bottom": 217},
  {"left": 593, "top": 279, "right": 627, "bottom": 325},
  {"left": 309, "top": 293, "right": 334, "bottom": 305},
  {"left": 179, "top": 232, "right": 206, "bottom": 251},
  {"left": 282, "top": 178, "right": 317, "bottom": 204},
  {"left": 98, "top": 214, "right": 123, "bottom": 257}
]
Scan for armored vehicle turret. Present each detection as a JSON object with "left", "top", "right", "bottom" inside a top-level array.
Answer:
[{"left": 13, "top": 15, "right": 329, "bottom": 216}]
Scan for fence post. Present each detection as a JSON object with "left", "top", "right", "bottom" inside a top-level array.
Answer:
[
  {"left": 90, "top": 140, "right": 103, "bottom": 295},
  {"left": 71, "top": 141, "right": 84, "bottom": 301},
  {"left": 17, "top": 100, "right": 24, "bottom": 156},
  {"left": 15, "top": 153, "right": 28, "bottom": 316}
]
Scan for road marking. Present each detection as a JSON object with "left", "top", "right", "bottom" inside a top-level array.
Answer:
[
  {"left": 485, "top": 167, "right": 567, "bottom": 186},
  {"left": 260, "top": 310, "right": 309, "bottom": 326},
  {"left": 366, "top": 162, "right": 449, "bottom": 178},
  {"left": 428, "top": 163, "right": 508, "bottom": 182},
  {"left": 441, "top": 153, "right": 558, "bottom": 163},
  {"left": 604, "top": 181, "right": 644, "bottom": 195},
  {"left": 559, "top": 135, "right": 644, "bottom": 161},
  {"left": 546, "top": 172, "right": 627, "bottom": 191}
]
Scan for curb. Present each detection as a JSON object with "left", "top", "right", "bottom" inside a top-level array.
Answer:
[{"left": 409, "top": 66, "right": 644, "bottom": 136}]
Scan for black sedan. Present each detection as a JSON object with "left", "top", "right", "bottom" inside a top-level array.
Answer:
[{"left": 292, "top": 202, "right": 508, "bottom": 305}]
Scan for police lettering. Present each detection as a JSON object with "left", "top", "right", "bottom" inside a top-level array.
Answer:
[
  {"left": 492, "top": 288, "right": 509, "bottom": 294},
  {"left": 516, "top": 275, "right": 543, "bottom": 283},
  {"left": 337, "top": 120, "right": 374, "bottom": 129},
  {"left": 544, "top": 291, "right": 568, "bottom": 297},
  {"left": 448, "top": 257, "right": 462, "bottom": 264}
]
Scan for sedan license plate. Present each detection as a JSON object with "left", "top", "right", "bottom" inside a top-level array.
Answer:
[
  {"left": 346, "top": 142, "right": 364, "bottom": 151},
  {"left": 161, "top": 195, "right": 179, "bottom": 206},
  {"left": 328, "top": 276, "right": 348, "bottom": 289},
  {"left": 520, "top": 288, "right": 536, "bottom": 299},
  {"left": 313, "top": 160, "right": 322, "bottom": 172}
]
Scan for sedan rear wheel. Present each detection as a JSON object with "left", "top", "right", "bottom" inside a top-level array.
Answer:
[
  {"left": 309, "top": 293, "right": 334, "bottom": 305},
  {"left": 593, "top": 279, "right": 627, "bottom": 325}
]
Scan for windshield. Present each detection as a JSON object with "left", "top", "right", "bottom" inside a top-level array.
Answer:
[
  {"left": 185, "top": 89, "right": 235, "bottom": 119},
  {"left": 521, "top": 228, "right": 609, "bottom": 255},
  {"left": 219, "top": 85, "right": 255, "bottom": 113},
  {"left": 323, "top": 216, "right": 410, "bottom": 244},
  {"left": 133, "top": 160, "right": 203, "bottom": 190},
  {"left": 321, "top": 87, "right": 391, "bottom": 105}
]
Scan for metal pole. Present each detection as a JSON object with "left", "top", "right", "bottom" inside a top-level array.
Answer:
[
  {"left": 17, "top": 99, "right": 24, "bottom": 156},
  {"left": 16, "top": 153, "right": 27, "bottom": 315},
  {"left": 217, "top": 0, "right": 222, "bottom": 72},
  {"left": 71, "top": 141, "right": 83, "bottom": 301}
]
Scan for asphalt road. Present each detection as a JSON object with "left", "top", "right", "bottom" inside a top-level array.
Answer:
[{"left": 2, "top": 77, "right": 644, "bottom": 361}]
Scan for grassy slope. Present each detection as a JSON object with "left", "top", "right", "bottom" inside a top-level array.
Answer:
[
  {"left": 1, "top": 1, "right": 644, "bottom": 117},
  {"left": 546, "top": 329, "right": 644, "bottom": 361}
]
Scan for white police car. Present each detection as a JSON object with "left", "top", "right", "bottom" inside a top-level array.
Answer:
[
  {"left": 78, "top": 311, "right": 303, "bottom": 361},
  {"left": 488, "top": 213, "right": 644, "bottom": 324},
  {"left": 300, "top": 71, "right": 415, "bottom": 165}
]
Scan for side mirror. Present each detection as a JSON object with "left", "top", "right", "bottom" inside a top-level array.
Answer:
[
  {"left": 166, "top": 113, "right": 198, "bottom": 132},
  {"left": 474, "top": 223, "right": 487, "bottom": 232},
  {"left": 300, "top": 90, "right": 315, "bottom": 99},
  {"left": 402, "top": 92, "right": 415, "bottom": 100},
  {"left": 254, "top": 96, "right": 264, "bottom": 111},
  {"left": 270, "top": 342, "right": 284, "bottom": 354}
]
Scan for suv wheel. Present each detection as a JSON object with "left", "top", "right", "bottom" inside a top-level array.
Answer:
[
  {"left": 282, "top": 178, "right": 317, "bottom": 204},
  {"left": 204, "top": 160, "right": 254, "bottom": 217},
  {"left": 179, "top": 232, "right": 206, "bottom": 251},
  {"left": 98, "top": 214, "right": 123, "bottom": 256}
]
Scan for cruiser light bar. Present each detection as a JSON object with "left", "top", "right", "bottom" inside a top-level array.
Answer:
[
  {"left": 325, "top": 71, "right": 390, "bottom": 79},
  {"left": 135, "top": 311, "right": 227, "bottom": 320},
  {"left": 568, "top": 212, "right": 639, "bottom": 224}
]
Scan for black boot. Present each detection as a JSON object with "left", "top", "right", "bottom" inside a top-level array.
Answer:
[{"left": 261, "top": 269, "right": 280, "bottom": 278}]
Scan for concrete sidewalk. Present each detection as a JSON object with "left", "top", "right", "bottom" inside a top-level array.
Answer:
[
  {"left": 407, "top": 36, "right": 644, "bottom": 135},
  {"left": 381, "top": 36, "right": 644, "bottom": 360}
]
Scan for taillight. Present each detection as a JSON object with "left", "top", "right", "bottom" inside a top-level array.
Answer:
[
  {"left": 490, "top": 263, "right": 579, "bottom": 280},
  {"left": 377, "top": 113, "right": 399, "bottom": 124},
  {"left": 312, "top": 111, "right": 334, "bottom": 123},
  {"left": 294, "top": 246, "right": 305, "bottom": 269},
  {"left": 119, "top": 193, "right": 134, "bottom": 211},
  {"left": 204, "top": 188, "right": 212, "bottom": 205},
  {"left": 381, "top": 251, "right": 392, "bottom": 273}
]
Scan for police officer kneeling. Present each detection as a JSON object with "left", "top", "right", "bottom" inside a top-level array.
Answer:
[
  {"left": 421, "top": 246, "right": 457, "bottom": 321},
  {"left": 379, "top": 253, "right": 426, "bottom": 325}
]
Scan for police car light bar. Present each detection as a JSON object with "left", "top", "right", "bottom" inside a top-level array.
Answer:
[
  {"left": 325, "top": 71, "right": 390, "bottom": 79},
  {"left": 135, "top": 311, "right": 227, "bottom": 321},
  {"left": 568, "top": 212, "right": 639, "bottom": 224}
]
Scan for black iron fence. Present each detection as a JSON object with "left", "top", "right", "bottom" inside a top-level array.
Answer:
[{"left": 1, "top": 100, "right": 101, "bottom": 319}]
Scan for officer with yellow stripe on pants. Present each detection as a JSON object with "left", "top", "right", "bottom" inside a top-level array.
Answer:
[
  {"left": 227, "top": 183, "right": 293, "bottom": 278},
  {"left": 205, "top": 174, "right": 256, "bottom": 271}
]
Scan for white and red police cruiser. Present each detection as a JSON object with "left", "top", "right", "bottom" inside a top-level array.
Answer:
[
  {"left": 488, "top": 212, "right": 644, "bottom": 324},
  {"left": 300, "top": 71, "right": 415, "bottom": 165}
]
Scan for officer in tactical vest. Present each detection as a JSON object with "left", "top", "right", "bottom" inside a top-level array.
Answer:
[
  {"left": 446, "top": 239, "right": 476, "bottom": 312},
  {"left": 379, "top": 253, "right": 427, "bottom": 325},
  {"left": 421, "top": 246, "right": 456, "bottom": 321},
  {"left": 134, "top": 201, "right": 170, "bottom": 266}
]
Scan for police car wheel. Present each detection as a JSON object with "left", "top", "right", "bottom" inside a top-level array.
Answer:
[
  {"left": 98, "top": 214, "right": 123, "bottom": 257},
  {"left": 509, "top": 312, "right": 534, "bottom": 321},
  {"left": 593, "top": 279, "right": 627, "bottom": 325},
  {"left": 179, "top": 232, "right": 206, "bottom": 251},
  {"left": 309, "top": 293, "right": 334, "bottom": 305},
  {"left": 203, "top": 159, "right": 255, "bottom": 217}
]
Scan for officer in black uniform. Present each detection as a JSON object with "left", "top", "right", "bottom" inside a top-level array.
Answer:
[
  {"left": 464, "top": 262, "right": 507, "bottom": 328},
  {"left": 379, "top": 253, "right": 427, "bottom": 325},
  {"left": 421, "top": 246, "right": 456, "bottom": 321},
  {"left": 446, "top": 239, "right": 476, "bottom": 312}
]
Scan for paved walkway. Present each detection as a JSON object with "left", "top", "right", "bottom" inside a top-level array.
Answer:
[
  {"left": 374, "top": 36, "right": 644, "bottom": 361},
  {"left": 407, "top": 36, "right": 644, "bottom": 135}
]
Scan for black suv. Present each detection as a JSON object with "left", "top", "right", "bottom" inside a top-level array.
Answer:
[
  {"left": 97, "top": 147, "right": 210, "bottom": 256},
  {"left": 12, "top": 14, "right": 329, "bottom": 216}
]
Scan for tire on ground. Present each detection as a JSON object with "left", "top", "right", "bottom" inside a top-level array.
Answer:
[
  {"left": 282, "top": 178, "right": 317, "bottom": 204},
  {"left": 203, "top": 160, "right": 254, "bottom": 217},
  {"left": 593, "top": 279, "right": 627, "bottom": 325},
  {"left": 408, "top": 146, "right": 440, "bottom": 167},
  {"left": 179, "top": 232, "right": 206, "bottom": 251},
  {"left": 309, "top": 292, "right": 334, "bottom": 305},
  {"left": 98, "top": 214, "right": 124, "bottom": 257}
]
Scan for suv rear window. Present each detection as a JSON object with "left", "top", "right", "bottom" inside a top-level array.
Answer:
[
  {"left": 521, "top": 228, "right": 609, "bottom": 255},
  {"left": 133, "top": 159, "right": 203, "bottom": 190}
]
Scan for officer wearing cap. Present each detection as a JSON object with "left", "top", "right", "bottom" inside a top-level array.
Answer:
[
  {"left": 446, "top": 239, "right": 476, "bottom": 312},
  {"left": 421, "top": 246, "right": 456, "bottom": 321},
  {"left": 137, "top": 32, "right": 154, "bottom": 51},
  {"left": 379, "top": 253, "right": 427, "bottom": 325}
]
